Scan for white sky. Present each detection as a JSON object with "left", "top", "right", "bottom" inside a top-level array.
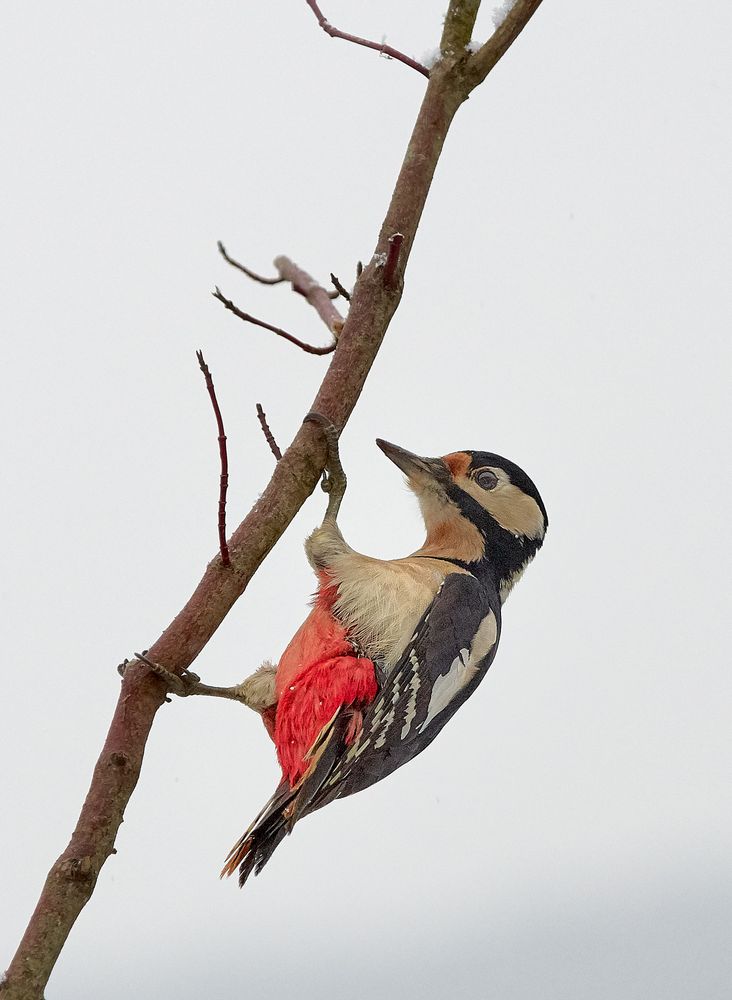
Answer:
[{"left": 1, "top": 2, "right": 731, "bottom": 997}]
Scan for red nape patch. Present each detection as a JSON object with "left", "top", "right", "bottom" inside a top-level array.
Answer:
[{"left": 274, "top": 655, "right": 377, "bottom": 786}]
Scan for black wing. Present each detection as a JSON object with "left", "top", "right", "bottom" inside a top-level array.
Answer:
[
  {"left": 318, "top": 571, "right": 501, "bottom": 803},
  {"left": 225, "top": 572, "right": 500, "bottom": 885}
]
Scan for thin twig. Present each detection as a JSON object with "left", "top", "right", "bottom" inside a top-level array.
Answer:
[
  {"left": 217, "top": 241, "right": 284, "bottom": 285},
  {"left": 256, "top": 404, "right": 282, "bottom": 461},
  {"left": 383, "top": 232, "right": 404, "bottom": 289},
  {"left": 305, "top": 0, "right": 430, "bottom": 78},
  {"left": 330, "top": 273, "right": 351, "bottom": 302},
  {"left": 196, "top": 350, "right": 231, "bottom": 567},
  {"left": 213, "top": 287, "right": 336, "bottom": 356}
]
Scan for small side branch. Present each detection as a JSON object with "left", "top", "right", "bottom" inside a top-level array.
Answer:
[
  {"left": 217, "top": 241, "right": 284, "bottom": 285},
  {"left": 256, "top": 404, "right": 282, "bottom": 461},
  {"left": 196, "top": 351, "right": 230, "bottom": 567},
  {"left": 330, "top": 273, "right": 351, "bottom": 302},
  {"left": 213, "top": 288, "right": 336, "bottom": 356},
  {"left": 305, "top": 0, "right": 430, "bottom": 79},
  {"left": 382, "top": 233, "right": 404, "bottom": 290}
]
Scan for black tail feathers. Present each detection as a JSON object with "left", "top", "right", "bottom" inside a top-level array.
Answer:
[{"left": 221, "top": 709, "right": 350, "bottom": 887}]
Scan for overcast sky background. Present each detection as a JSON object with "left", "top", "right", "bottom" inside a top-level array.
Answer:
[{"left": 2, "top": 2, "right": 731, "bottom": 997}]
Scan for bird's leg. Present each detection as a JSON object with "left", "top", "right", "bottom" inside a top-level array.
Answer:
[
  {"left": 118, "top": 653, "right": 277, "bottom": 713},
  {"left": 302, "top": 413, "right": 353, "bottom": 571},
  {"left": 304, "top": 411, "right": 346, "bottom": 523}
]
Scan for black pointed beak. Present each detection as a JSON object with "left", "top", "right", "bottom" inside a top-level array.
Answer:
[{"left": 375, "top": 439, "right": 450, "bottom": 487}]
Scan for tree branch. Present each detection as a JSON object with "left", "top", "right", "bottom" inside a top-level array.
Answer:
[
  {"left": 1, "top": 2, "right": 547, "bottom": 995},
  {"left": 466, "top": 0, "right": 545, "bottom": 88},
  {"left": 305, "top": 0, "right": 430, "bottom": 78},
  {"left": 196, "top": 350, "right": 230, "bottom": 567}
]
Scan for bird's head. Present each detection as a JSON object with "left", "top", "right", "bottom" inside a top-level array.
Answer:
[{"left": 376, "top": 439, "right": 547, "bottom": 598}]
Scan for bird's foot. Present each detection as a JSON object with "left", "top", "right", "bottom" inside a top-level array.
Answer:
[
  {"left": 119, "top": 651, "right": 259, "bottom": 706},
  {"left": 119, "top": 651, "right": 204, "bottom": 699},
  {"left": 303, "top": 411, "right": 346, "bottom": 521}
]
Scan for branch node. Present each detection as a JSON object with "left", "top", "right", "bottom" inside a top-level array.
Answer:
[{"left": 58, "top": 857, "right": 95, "bottom": 884}]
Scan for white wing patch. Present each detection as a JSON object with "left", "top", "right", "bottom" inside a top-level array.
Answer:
[
  {"left": 400, "top": 652, "right": 422, "bottom": 739},
  {"left": 418, "top": 610, "right": 497, "bottom": 733}
]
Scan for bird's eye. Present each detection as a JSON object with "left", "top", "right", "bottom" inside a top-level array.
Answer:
[{"left": 475, "top": 469, "right": 498, "bottom": 491}]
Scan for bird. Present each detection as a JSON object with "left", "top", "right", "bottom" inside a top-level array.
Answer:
[{"left": 214, "top": 417, "right": 548, "bottom": 886}]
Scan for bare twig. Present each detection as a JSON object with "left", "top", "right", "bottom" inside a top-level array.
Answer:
[
  {"left": 305, "top": 0, "right": 430, "bottom": 78},
  {"left": 330, "top": 273, "right": 351, "bottom": 302},
  {"left": 382, "top": 233, "right": 404, "bottom": 290},
  {"left": 196, "top": 351, "right": 230, "bottom": 567},
  {"left": 217, "top": 241, "right": 284, "bottom": 285},
  {"left": 213, "top": 287, "right": 336, "bottom": 356},
  {"left": 256, "top": 404, "right": 282, "bottom": 461}
]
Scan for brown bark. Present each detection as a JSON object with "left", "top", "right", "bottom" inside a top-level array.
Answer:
[{"left": 1, "top": 3, "right": 545, "bottom": 997}]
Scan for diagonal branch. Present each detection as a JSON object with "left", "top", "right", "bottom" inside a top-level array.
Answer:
[
  {"left": 213, "top": 287, "right": 337, "bottom": 356},
  {"left": 305, "top": 0, "right": 430, "bottom": 79},
  {"left": 466, "top": 0, "right": 545, "bottom": 88}
]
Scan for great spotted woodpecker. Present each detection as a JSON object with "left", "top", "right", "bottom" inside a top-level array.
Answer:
[{"left": 215, "top": 420, "right": 548, "bottom": 886}]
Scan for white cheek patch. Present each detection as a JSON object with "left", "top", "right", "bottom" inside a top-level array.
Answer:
[
  {"left": 418, "top": 610, "right": 497, "bottom": 733},
  {"left": 461, "top": 471, "right": 545, "bottom": 541}
]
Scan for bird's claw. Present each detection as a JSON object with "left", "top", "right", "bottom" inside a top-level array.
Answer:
[
  {"left": 132, "top": 651, "right": 202, "bottom": 698},
  {"left": 303, "top": 411, "right": 347, "bottom": 518}
]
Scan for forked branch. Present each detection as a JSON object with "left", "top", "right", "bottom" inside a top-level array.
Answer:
[{"left": 215, "top": 252, "right": 345, "bottom": 355}]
